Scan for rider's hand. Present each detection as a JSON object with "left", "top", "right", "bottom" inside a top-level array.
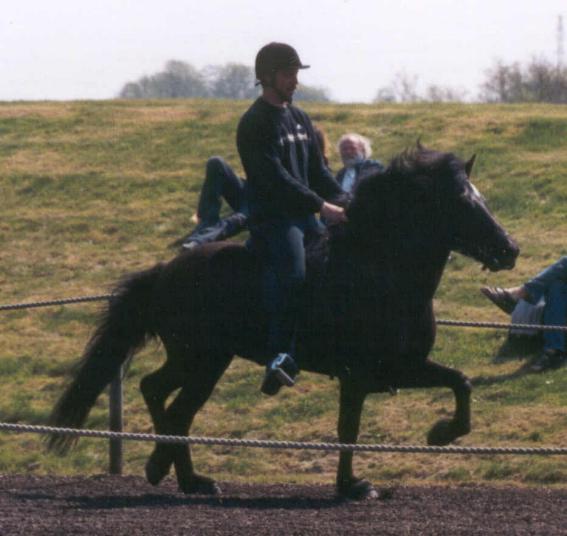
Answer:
[{"left": 320, "top": 202, "right": 347, "bottom": 226}]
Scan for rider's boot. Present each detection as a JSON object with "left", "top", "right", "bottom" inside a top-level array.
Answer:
[{"left": 261, "top": 353, "right": 299, "bottom": 396}]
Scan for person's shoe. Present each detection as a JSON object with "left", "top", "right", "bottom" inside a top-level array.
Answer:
[
  {"left": 169, "top": 231, "right": 201, "bottom": 249},
  {"left": 181, "top": 240, "right": 200, "bottom": 251},
  {"left": 261, "top": 353, "right": 299, "bottom": 396},
  {"left": 168, "top": 234, "right": 190, "bottom": 249},
  {"left": 530, "top": 349, "right": 566, "bottom": 372},
  {"left": 480, "top": 286, "right": 518, "bottom": 314}
]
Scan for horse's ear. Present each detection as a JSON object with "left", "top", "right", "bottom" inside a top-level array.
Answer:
[
  {"left": 465, "top": 154, "right": 477, "bottom": 178},
  {"left": 416, "top": 137, "right": 424, "bottom": 150}
]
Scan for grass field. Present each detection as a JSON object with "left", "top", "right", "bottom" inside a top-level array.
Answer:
[{"left": 1, "top": 99, "right": 566, "bottom": 488}]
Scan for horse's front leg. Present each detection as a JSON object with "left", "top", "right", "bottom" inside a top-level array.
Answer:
[
  {"left": 336, "top": 379, "right": 376, "bottom": 500},
  {"left": 427, "top": 365, "right": 472, "bottom": 446},
  {"left": 399, "top": 360, "right": 471, "bottom": 446}
]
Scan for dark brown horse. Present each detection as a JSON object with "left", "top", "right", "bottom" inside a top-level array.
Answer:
[{"left": 48, "top": 146, "right": 519, "bottom": 499}]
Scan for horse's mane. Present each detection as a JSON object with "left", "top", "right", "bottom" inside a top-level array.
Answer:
[
  {"left": 386, "top": 144, "right": 457, "bottom": 181},
  {"left": 349, "top": 144, "right": 463, "bottom": 209},
  {"left": 341, "top": 144, "right": 464, "bottom": 261}
]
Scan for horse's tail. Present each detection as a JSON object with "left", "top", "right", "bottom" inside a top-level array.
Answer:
[{"left": 47, "top": 263, "right": 163, "bottom": 454}]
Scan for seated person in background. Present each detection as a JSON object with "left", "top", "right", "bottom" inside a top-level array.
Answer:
[
  {"left": 173, "top": 126, "right": 329, "bottom": 250},
  {"left": 171, "top": 156, "right": 248, "bottom": 249},
  {"left": 335, "top": 133, "right": 385, "bottom": 194},
  {"left": 481, "top": 256, "right": 567, "bottom": 372},
  {"left": 172, "top": 129, "right": 382, "bottom": 249}
]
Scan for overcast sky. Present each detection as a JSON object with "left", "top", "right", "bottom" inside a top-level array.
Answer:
[{"left": 2, "top": 0, "right": 566, "bottom": 102}]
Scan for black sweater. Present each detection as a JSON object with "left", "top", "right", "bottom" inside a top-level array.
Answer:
[{"left": 237, "top": 98, "right": 346, "bottom": 222}]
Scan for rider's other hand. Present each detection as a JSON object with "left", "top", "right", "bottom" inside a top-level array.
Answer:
[{"left": 321, "top": 202, "right": 347, "bottom": 226}]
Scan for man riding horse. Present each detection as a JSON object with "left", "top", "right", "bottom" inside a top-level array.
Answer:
[{"left": 237, "top": 43, "right": 348, "bottom": 395}]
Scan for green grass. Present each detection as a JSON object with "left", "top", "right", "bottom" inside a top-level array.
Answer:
[{"left": 1, "top": 99, "right": 567, "bottom": 488}]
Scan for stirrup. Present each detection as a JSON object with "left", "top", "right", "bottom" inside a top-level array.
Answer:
[
  {"left": 269, "top": 353, "right": 296, "bottom": 387},
  {"left": 261, "top": 353, "right": 298, "bottom": 396}
]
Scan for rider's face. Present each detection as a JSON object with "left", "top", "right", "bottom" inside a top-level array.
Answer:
[{"left": 273, "top": 68, "right": 299, "bottom": 102}]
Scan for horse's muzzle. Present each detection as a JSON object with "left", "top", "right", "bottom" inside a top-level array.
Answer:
[{"left": 482, "top": 240, "right": 520, "bottom": 272}]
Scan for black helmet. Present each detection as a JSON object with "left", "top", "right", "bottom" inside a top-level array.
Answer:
[{"left": 255, "top": 42, "right": 310, "bottom": 82}]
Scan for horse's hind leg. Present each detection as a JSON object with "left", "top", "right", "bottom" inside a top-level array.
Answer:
[
  {"left": 397, "top": 360, "right": 471, "bottom": 446},
  {"left": 140, "top": 361, "right": 183, "bottom": 485},
  {"left": 164, "top": 351, "right": 232, "bottom": 494}
]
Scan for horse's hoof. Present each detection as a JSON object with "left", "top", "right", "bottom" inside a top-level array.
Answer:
[
  {"left": 337, "top": 478, "right": 378, "bottom": 500},
  {"left": 145, "top": 455, "right": 172, "bottom": 486},
  {"left": 179, "top": 474, "right": 222, "bottom": 495},
  {"left": 427, "top": 419, "right": 470, "bottom": 446}
]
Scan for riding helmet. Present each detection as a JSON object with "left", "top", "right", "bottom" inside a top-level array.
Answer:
[{"left": 255, "top": 42, "right": 310, "bottom": 83}]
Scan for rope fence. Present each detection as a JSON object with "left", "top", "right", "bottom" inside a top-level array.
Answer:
[
  {"left": 1, "top": 291, "right": 566, "bottom": 472},
  {"left": 0, "top": 294, "right": 113, "bottom": 312},
  {"left": 1, "top": 422, "right": 567, "bottom": 456},
  {"left": 436, "top": 318, "right": 567, "bottom": 332},
  {"left": 2, "top": 292, "right": 567, "bottom": 332}
]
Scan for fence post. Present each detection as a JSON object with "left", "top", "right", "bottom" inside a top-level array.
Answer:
[{"left": 109, "top": 367, "right": 123, "bottom": 474}]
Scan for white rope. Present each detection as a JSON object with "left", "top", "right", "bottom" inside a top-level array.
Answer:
[
  {"left": 1, "top": 422, "right": 566, "bottom": 456},
  {"left": 2, "top": 293, "right": 567, "bottom": 333}
]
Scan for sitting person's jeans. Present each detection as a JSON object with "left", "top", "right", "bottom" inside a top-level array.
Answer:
[
  {"left": 523, "top": 256, "right": 567, "bottom": 353},
  {"left": 187, "top": 157, "right": 249, "bottom": 245}
]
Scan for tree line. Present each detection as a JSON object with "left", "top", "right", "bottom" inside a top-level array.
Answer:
[
  {"left": 118, "top": 60, "right": 330, "bottom": 102},
  {"left": 374, "top": 58, "right": 567, "bottom": 104},
  {"left": 118, "top": 57, "right": 567, "bottom": 104}
]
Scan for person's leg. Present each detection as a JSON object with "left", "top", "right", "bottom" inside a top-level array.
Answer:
[
  {"left": 481, "top": 256, "right": 567, "bottom": 313},
  {"left": 530, "top": 280, "right": 567, "bottom": 371},
  {"left": 261, "top": 221, "right": 306, "bottom": 354},
  {"left": 181, "top": 212, "right": 248, "bottom": 249},
  {"left": 251, "top": 219, "right": 307, "bottom": 394},
  {"left": 176, "top": 157, "right": 247, "bottom": 248},
  {"left": 218, "top": 162, "right": 247, "bottom": 215},
  {"left": 541, "top": 280, "right": 567, "bottom": 352},
  {"left": 197, "top": 157, "right": 241, "bottom": 224},
  {"left": 524, "top": 256, "right": 567, "bottom": 304}
]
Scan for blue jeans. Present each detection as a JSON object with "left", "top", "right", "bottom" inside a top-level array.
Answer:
[
  {"left": 524, "top": 256, "right": 567, "bottom": 352},
  {"left": 250, "top": 215, "right": 324, "bottom": 355},
  {"left": 187, "top": 157, "right": 249, "bottom": 245}
]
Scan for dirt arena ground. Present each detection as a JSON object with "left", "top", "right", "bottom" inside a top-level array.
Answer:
[{"left": 1, "top": 475, "right": 566, "bottom": 535}]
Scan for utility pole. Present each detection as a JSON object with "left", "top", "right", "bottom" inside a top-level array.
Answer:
[{"left": 558, "top": 15, "right": 564, "bottom": 69}]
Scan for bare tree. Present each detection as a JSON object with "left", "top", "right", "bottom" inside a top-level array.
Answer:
[
  {"left": 374, "top": 72, "right": 466, "bottom": 103},
  {"left": 479, "top": 57, "right": 567, "bottom": 103},
  {"left": 424, "top": 84, "right": 468, "bottom": 102},
  {"left": 374, "top": 72, "right": 421, "bottom": 102}
]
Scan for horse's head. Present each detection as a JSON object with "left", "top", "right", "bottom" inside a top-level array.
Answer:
[
  {"left": 345, "top": 145, "right": 519, "bottom": 272},
  {"left": 434, "top": 150, "right": 519, "bottom": 271}
]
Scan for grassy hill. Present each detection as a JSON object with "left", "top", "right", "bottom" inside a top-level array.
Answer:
[{"left": 1, "top": 99, "right": 567, "bottom": 488}]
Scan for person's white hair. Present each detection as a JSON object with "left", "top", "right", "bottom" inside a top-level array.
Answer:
[{"left": 337, "top": 133, "right": 373, "bottom": 159}]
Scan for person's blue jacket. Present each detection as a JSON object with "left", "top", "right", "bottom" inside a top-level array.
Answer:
[{"left": 335, "top": 159, "right": 385, "bottom": 194}]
